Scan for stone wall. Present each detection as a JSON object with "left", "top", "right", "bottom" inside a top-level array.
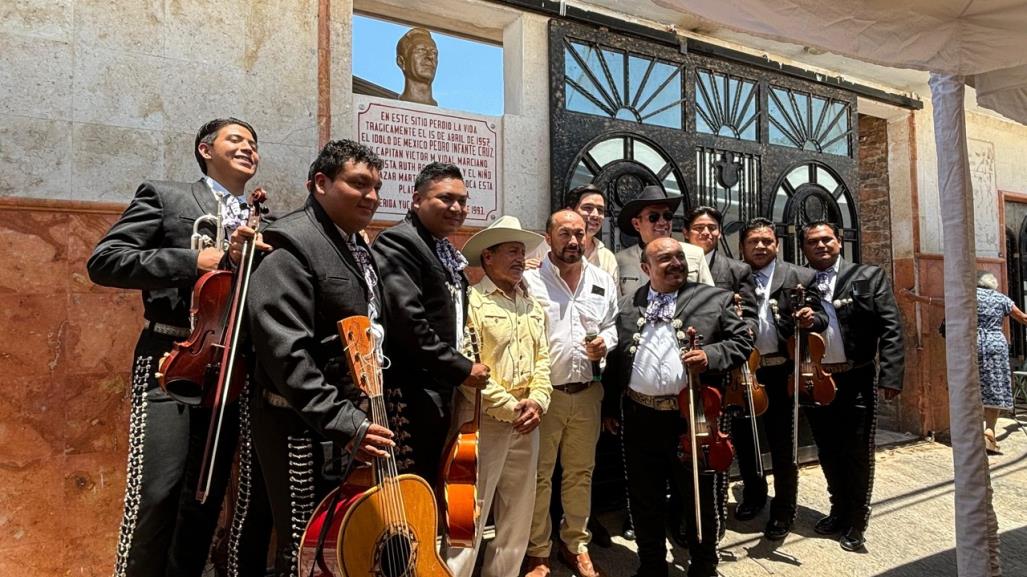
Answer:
[{"left": 0, "top": 0, "right": 320, "bottom": 212}]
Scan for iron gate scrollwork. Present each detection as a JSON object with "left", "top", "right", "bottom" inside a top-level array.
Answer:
[{"left": 550, "top": 19, "right": 860, "bottom": 264}]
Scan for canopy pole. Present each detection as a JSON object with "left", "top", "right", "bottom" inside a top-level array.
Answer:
[{"left": 928, "top": 73, "right": 1001, "bottom": 577}]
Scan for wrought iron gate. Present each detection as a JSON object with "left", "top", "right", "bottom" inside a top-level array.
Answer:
[{"left": 549, "top": 19, "right": 860, "bottom": 262}]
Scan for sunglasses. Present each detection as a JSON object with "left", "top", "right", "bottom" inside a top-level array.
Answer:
[{"left": 645, "top": 211, "right": 675, "bottom": 224}]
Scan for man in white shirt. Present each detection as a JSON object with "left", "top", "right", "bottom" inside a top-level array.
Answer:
[
  {"left": 522, "top": 210, "right": 618, "bottom": 577},
  {"left": 607, "top": 237, "right": 751, "bottom": 577}
]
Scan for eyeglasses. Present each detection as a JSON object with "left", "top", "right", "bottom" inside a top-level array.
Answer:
[{"left": 646, "top": 211, "right": 675, "bottom": 224}]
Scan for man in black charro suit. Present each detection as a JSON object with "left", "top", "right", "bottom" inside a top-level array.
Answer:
[
  {"left": 245, "top": 140, "right": 396, "bottom": 577},
  {"left": 734, "top": 218, "right": 826, "bottom": 540},
  {"left": 606, "top": 237, "right": 751, "bottom": 577},
  {"left": 88, "top": 118, "right": 271, "bottom": 577},
  {"left": 371, "top": 162, "right": 490, "bottom": 486},
  {"left": 800, "top": 220, "right": 904, "bottom": 552}
]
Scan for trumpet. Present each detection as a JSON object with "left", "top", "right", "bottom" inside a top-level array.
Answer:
[{"left": 191, "top": 213, "right": 224, "bottom": 251}]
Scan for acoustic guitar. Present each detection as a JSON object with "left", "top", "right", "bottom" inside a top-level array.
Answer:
[
  {"left": 296, "top": 316, "right": 453, "bottom": 577},
  {"left": 438, "top": 324, "right": 483, "bottom": 548}
]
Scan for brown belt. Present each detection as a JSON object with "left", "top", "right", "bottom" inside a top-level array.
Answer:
[
  {"left": 553, "top": 381, "right": 592, "bottom": 395},
  {"left": 760, "top": 355, "right": 788, "bottom": 368},
  {"left": 625, "top": 388, "right": 678, "bottom": 411},
  {"left": 822, "top": 362, "right": 854, "bottom": 374},
  {"left": 145, "top": 320, "right": 190, "bottom": 339}
]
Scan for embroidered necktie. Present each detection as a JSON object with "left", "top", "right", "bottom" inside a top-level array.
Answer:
[
  {"left": 815, "top": 270, "right": 833, "bottom": 299},
  {"left": 754, "top": 271, "right": 769, "bottom": 297},
  {"left": 644, "top": 292, "right": 675, "bottom": 324},
  {"left": 347, "top": 238, "right": 381, "bottom": 319},
  {"left": 435, "top": 238, "right": 468, "bottom": 287}
]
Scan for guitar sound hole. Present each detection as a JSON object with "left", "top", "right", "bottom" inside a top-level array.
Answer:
[{"left": 373, "top": 527, "right": 417, "bottom": 577}]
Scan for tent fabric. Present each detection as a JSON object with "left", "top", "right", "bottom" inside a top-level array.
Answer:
[
  {"left": 930, "top": 73, "right": 1001, "bottom": 577},
  {"left": 649, "top": 0, "right": 1027, "bottom": 123}
]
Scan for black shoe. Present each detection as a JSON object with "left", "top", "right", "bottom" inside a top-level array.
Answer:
[
  {"left": 839, "top": 528, "right": 866, "bottom": 552},
  {"left": 814, "top": 514, "right": 847, "bottom": 535},
  {"left": 733, "top": 499, "right": 766, "bottom": 521},
  {"left": 589, "top": 517, "right": 612, "bottom": 548},
  {"left": 763, "top": 519, "right": 791, "bottom": 541}
]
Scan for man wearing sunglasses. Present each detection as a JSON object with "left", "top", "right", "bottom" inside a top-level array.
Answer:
[{"left": 614, "top": 185, "right": 713, "bottom": 299}]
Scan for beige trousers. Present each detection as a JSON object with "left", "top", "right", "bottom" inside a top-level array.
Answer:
[
  {"left": 444, "top": 397, "right": 540, "bottom": 577},
  {"left": 527, "top": 382, "right": 603, "bottom": 557}
]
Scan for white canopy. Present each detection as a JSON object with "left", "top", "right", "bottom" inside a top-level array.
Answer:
[
  {"left": 651, "top": 0, "right": 1027, "bottom": 123},
  {"left": 586, "top": 1, "right": 1027, "bottom": 575}
]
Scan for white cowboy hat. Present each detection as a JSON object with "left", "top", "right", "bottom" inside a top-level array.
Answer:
[{"left": 461, "top": 215, "right": 544, "bottom": 266}]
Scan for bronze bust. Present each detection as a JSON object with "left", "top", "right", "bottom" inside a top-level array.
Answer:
[{"left": 396, "top": 28, "right": 438, "bottom": 106}]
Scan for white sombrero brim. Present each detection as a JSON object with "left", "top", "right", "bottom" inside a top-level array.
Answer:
[{"left": 461, "top": 228, "right": 544, "bottom": 266}]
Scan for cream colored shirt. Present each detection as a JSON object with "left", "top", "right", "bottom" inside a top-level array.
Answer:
[
  {"left": 463, "top": 276, "right": 553, "bottom": 422},
  {"left": 588, "top": 238, "right": 619, "bottom": 286}
]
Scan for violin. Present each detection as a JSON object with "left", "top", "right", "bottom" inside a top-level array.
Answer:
[
  {"left": 784, "top": 284, "right": 836, "bottom": 407},
  {"left": 156, "top": 188, "right": 269, "bottom": 502},
  {"left": 156, "top": 189, "right": 268, "bottom": 407},
  {"left": 784, "top": 284, "right": 836, "bottom": 465},
  {"left": 677, "top": 327, "right": 734, "bottom": 543},
  {"left": 723, "top": 293, "right": 767, "bottom": 478},
  {"left": 724, "top": 294, "right": 769, "bottom": 417},
  {"left": 438, "top": 324, "right": 483, "bottom": 548}
]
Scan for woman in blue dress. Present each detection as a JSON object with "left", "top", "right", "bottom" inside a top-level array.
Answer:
[{"left": 902, "top": 271, "right": 1027, "bottom": 454}]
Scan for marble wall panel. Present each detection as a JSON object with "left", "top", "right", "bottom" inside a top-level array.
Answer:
[
  {"left": 254, "top": 142, "right": 318, "bottom": 212},
  {"left": 0, "top": 209, "right": 70, "bottom": 295},
  {"left": 73, "top": 0, "right": 163, "bottom": 56},
  {"left": 0, "top": 0, "right": 73, "bottom": 41},
  {"left": 71, "top": 123, "right": 165, "bottom": 203},
  {"left": 164, "top": 0, "right": 248, "bottom": 65},
  {"left": 160, "top": 59, "right": 246, "bottom": 134},
  {"left": 241, "top": 0, "right": 318, "bottom": 146},
  {"left": 0, "top": 115, "right": 73, "bottom": 199},
  {"left": 65, "top": 292, "right": 143, "bottom": 377},
  {"left": 0, "top": 293, "right": 69, "bottom": 380},
  {"left": 67, "top": 212, "right": 124, "bottom": 293},
  {"left": 162, "top": 130, "right": 202, "bottom": 184},
  {"left": 72, "top": 46, "right": 165, "bottom": 131},
  {"left": 0, "top": 33, "right": 73, "bottom": 119},
  {"left": 62, "top": 451, "right": 123, "bottom": 575}
]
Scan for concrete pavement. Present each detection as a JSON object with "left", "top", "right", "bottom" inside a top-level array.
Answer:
[{"left": 539, "top": 417, "right": 1027, "bottom": 577}]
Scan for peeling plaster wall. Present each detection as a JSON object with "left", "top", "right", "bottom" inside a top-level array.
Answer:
[
  {"left": 915, "top": 101, "right": 1027, "bottom": 257},
  {"left": 0, "top": 0, "right": 320, "bottom": 212}
]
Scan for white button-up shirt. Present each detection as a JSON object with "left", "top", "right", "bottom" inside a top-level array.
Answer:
[
  {"left": 816, "top": 258, "right": 848, "bottom": 363},
  {"left": 628, "top": 313, "right": 686, "bottom": 397},
  {"left": 524, "top": 256, "right": 618, "bottom": 386},
  {"left": 753, "top": 260, "right": 779, "bottom": 355}
]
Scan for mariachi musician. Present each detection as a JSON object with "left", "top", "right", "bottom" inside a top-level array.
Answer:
[
  {"left": 607, "top": 237, "right": 751, "bottom": 577},
  {"left": 800, "top": 220, "right": 904, "bottom": 552},
  {"left": 735, "top": 218, "right": 826, "bottom": 539},
  {"left": 87, "top": 118, "right": 271, "bottom": 577},
  {"left": 245, "top": 140, "right": 395, "bottom": 576},
  {"left": 683, "top": 205, "right": 758, "bottom": 536},
  {"left": 372, "top": 162, "right": 490, "bottom": 485}
]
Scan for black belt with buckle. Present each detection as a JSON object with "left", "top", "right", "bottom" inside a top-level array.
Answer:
[
  {"left": 144, "top": 320, "right": 190, "bottom": 339},
  {"left": 552, "top": 381, "right": 591, "bottom": 395}
]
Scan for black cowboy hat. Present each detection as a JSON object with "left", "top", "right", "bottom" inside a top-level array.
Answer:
[{"left": 616, "top": 185, "right": 683, "bottom": 232}]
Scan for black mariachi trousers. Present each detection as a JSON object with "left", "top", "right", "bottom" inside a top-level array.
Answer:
[
  {"left": 803, "top": 363, "right": 879, "bottom": 532},
  {"left": 623, "top": 397, "right": 718, "bottom": 577},
  {"left": 112, "top": 329, "right": 270, "bottom": 577},
  {"left": 731, "top": 363, "right": 800, "bottom": 523}
]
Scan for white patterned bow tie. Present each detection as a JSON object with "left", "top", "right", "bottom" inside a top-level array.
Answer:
[{"left": 644, "top": 291, "right": 675, "bottom": 324}]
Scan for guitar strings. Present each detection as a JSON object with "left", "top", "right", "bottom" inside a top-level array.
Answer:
[{"left": 361, "top": 328, "right": 413, "bottom": 574}]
